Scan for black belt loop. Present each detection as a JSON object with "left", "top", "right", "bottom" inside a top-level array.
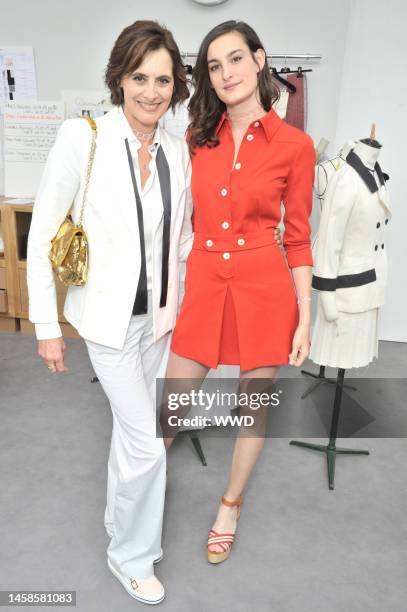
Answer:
[{"left": 125, "top": 138, "right": 172, "bottom": 314}]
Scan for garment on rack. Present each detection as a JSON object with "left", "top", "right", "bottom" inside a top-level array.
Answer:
[
  {"left": 284, "top": 73, "right": 307, "bottom": 131},
  {"left": 310, "top": 151, "right": 391, "bottom": 369}
]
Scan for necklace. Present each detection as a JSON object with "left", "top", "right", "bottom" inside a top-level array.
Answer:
[{"left": 131, "top": 125, "right": 157, "bottom": 141}]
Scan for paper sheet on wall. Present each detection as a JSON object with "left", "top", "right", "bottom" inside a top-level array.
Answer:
[
  {"left": 4, "top": 101, "right": 64, "bottom": 198},
  {"left": 62, "top": 89, "right": 112, "bottom": 119},
  {"left": 0, "top": 46, "right": 37, "bottom": 195}
]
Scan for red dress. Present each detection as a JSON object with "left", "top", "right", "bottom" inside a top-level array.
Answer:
[{"left": 171, "top": 108, "right": 315, "bottom": 370}]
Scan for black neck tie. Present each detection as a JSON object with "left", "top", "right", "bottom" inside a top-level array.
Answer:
[{"left": 124, "top": 138, "right": 172, "bottom": 315}]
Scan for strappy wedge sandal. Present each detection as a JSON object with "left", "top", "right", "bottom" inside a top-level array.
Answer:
[{"left": 207, "top": 494, "right": 244, "bottom": 564}]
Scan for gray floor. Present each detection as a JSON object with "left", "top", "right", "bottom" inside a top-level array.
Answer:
[{"left": 1, "top": 332, "right": 406, "bottom": 612}]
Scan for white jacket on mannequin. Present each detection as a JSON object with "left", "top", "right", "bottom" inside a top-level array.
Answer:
[
  {"left": 27, "top": 105, "right": 193, "bottom": 350},
  {"left": 312, "top": 150, "right": 391, "bottom": 323}
]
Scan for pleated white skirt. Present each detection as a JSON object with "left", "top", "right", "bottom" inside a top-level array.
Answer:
[{"left": 310, "top": 299, "right": 379, "bottom": 369}]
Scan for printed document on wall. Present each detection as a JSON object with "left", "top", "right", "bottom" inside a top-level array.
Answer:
[
  {"left": 0, "top": 46, "right": 37, "bottom": 194},
  {"left": 62, "top": 89, "right": 112, "bottom": 119},
  {"left": 4, "top": 101, "right": 64, "bottom": 198}
]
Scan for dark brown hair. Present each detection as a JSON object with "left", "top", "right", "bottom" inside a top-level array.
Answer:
[
  {"left": 105, "top": 20, "right": 189, "bottom": 111},
  {"left": 188, "top": 21, "right": 280, "bottom": 153}
]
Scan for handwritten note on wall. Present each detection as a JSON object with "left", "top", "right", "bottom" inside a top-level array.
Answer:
[{"left": 4, "top": 101, "right": 64, "bottom": 197}]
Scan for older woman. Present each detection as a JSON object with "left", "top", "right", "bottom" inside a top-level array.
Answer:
[{"left": 27, "top": 20, "right": 193, "bottom": 605}]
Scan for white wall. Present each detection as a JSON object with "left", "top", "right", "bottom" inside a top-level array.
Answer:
[
  {"left": 1, "top": 0, "right": 351, "bottom": 146},
  {"left": 335, "top": 0, "right": 407, "bottom": 342},
  {"left": 2, "top": 0, "right": 405, "bottom": 342}
]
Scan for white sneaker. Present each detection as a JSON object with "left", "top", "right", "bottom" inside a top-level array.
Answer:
[{"left": 107, "top": 558, "right": 165, "bottom": 605}]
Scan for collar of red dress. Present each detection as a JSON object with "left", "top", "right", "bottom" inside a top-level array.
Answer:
[{"left": 215, "top": 107, "right": 282, "bottom": 142}]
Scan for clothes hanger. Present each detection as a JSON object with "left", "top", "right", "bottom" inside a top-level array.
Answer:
[{"left": 271, "top": 67, "right": 296, "bottom": 93}]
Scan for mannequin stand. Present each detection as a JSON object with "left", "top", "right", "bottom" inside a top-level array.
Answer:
[
  {"left": 300, "top": 365, "right": 357, "bottom": 399},
  {"left": 91, "top": 375, "right": 207, "bottom": 466},
  {"left": 290, "top": 368, "right": 369, "bottom": 490}
]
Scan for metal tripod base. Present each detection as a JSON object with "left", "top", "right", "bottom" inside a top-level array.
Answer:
[
  {"left": 289, "top": 440, "right": 369, "bottom": 490},
  {"left": 187, "top": 430, "right": 207, "bottom": 466},
  {"left": 300, "top": 366, "right": 357, "bottom": 399}
]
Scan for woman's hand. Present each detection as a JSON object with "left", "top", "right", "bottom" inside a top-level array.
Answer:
[
  {"left": 38, "top": 338, "right": 68, "bottom": 373},
  {"left": 288, "top": 324, "right": 310, "bottom": 367},
  {"left": 274, "top": 226, "right": 283, "bottom": 247}
]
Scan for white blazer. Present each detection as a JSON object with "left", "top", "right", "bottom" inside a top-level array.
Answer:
[
  {"left": 27, "top": 105, "right": 193, "bottom": 350},
  {"left": 312, "top": 152, "right": 391, "bottom": 321}
]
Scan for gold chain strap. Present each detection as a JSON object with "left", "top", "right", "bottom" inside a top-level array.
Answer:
[{"left": 78, "top": 116, "right": 97, "bottom": 228}]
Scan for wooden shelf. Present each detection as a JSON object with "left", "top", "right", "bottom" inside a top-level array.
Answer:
[{"left": 0, "top": 199, "right": 78, "bottom": 336}]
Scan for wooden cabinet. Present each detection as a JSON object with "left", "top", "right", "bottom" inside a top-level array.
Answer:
[{"left": 0, "top": 198, "right": 79, "bottom": 337}]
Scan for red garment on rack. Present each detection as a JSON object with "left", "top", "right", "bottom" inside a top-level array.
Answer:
[{"left": 284, "top": 74, "right": 306, "bottom": 131}]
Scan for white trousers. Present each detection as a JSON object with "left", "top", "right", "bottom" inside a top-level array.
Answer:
[{"left": 85, "top": 291, "right": 170, "bottom": 579}]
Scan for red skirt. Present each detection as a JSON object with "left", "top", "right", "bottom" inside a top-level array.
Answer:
[{"left": 171, "top": 232, "right": 299, "bottom": 371}]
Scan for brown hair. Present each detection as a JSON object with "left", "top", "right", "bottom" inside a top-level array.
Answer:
[
  {"left": 105, "top": 20, "right": 189, "bottom": 111},
  {"left": 188, "top": 21, "right": 280, "bottom": 153}
]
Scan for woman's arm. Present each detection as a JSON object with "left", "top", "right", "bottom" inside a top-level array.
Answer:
[
  {"left": 281, "top": 135, "right": 316, "bottom": 366},
  {"left": 289, "top": 265, "right": 312, "bottom": 366}
]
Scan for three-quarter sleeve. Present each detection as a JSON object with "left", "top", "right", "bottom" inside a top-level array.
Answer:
[{"left": 282, "top": 134, "right": 315, "bottom": 268}]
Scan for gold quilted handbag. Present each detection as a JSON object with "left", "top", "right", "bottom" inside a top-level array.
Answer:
[{"left": 49, "top": 116, "right": 97, "bottom": 286}]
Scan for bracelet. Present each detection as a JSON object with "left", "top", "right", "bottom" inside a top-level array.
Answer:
[{"left": 297, "top": 296, "right": 312, "bottom": 304}]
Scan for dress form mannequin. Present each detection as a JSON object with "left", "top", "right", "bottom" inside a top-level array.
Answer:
[
  {"left": 291, "top": 127, "right": 391, "bottom": 488},
  {"left": 303, "top": 140, "right": 358, "bottom": 398},
  {"left": 352, "top": 139, "right": 381, "bottom": 170},
  {"left": 313, "top": 140, "right": 355, "bottom": 208}
]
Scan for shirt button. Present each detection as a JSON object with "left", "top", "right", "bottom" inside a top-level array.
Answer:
[
  {"left": 221, "top": 222, "right": 230, "bottom": 230},
  {"left": 206, "top": 239, "right": 213, "bottom": 247},
  {"left": 246, "top": 134, "right": 254, "bottom": 141},
  {"left": 374, "top": 245, "right": 378, "bottom": 251},
  {"left": 221, "top": 188, "right": 228, "bottom": 197},
  {"left": 254, "top": 121, "right": 260, "bottom": 127},
  {"left": 235, "top": 162, "right": 242, "bottom": 170},
  {"left": 376, "top": 222, "right": 380, "bottom": 228},
  {"left": 223, "top": 252, "right": 231, "bottom": 260},
  {"left": 237, "top": 238, "right": 245, "bottom": 246}
]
